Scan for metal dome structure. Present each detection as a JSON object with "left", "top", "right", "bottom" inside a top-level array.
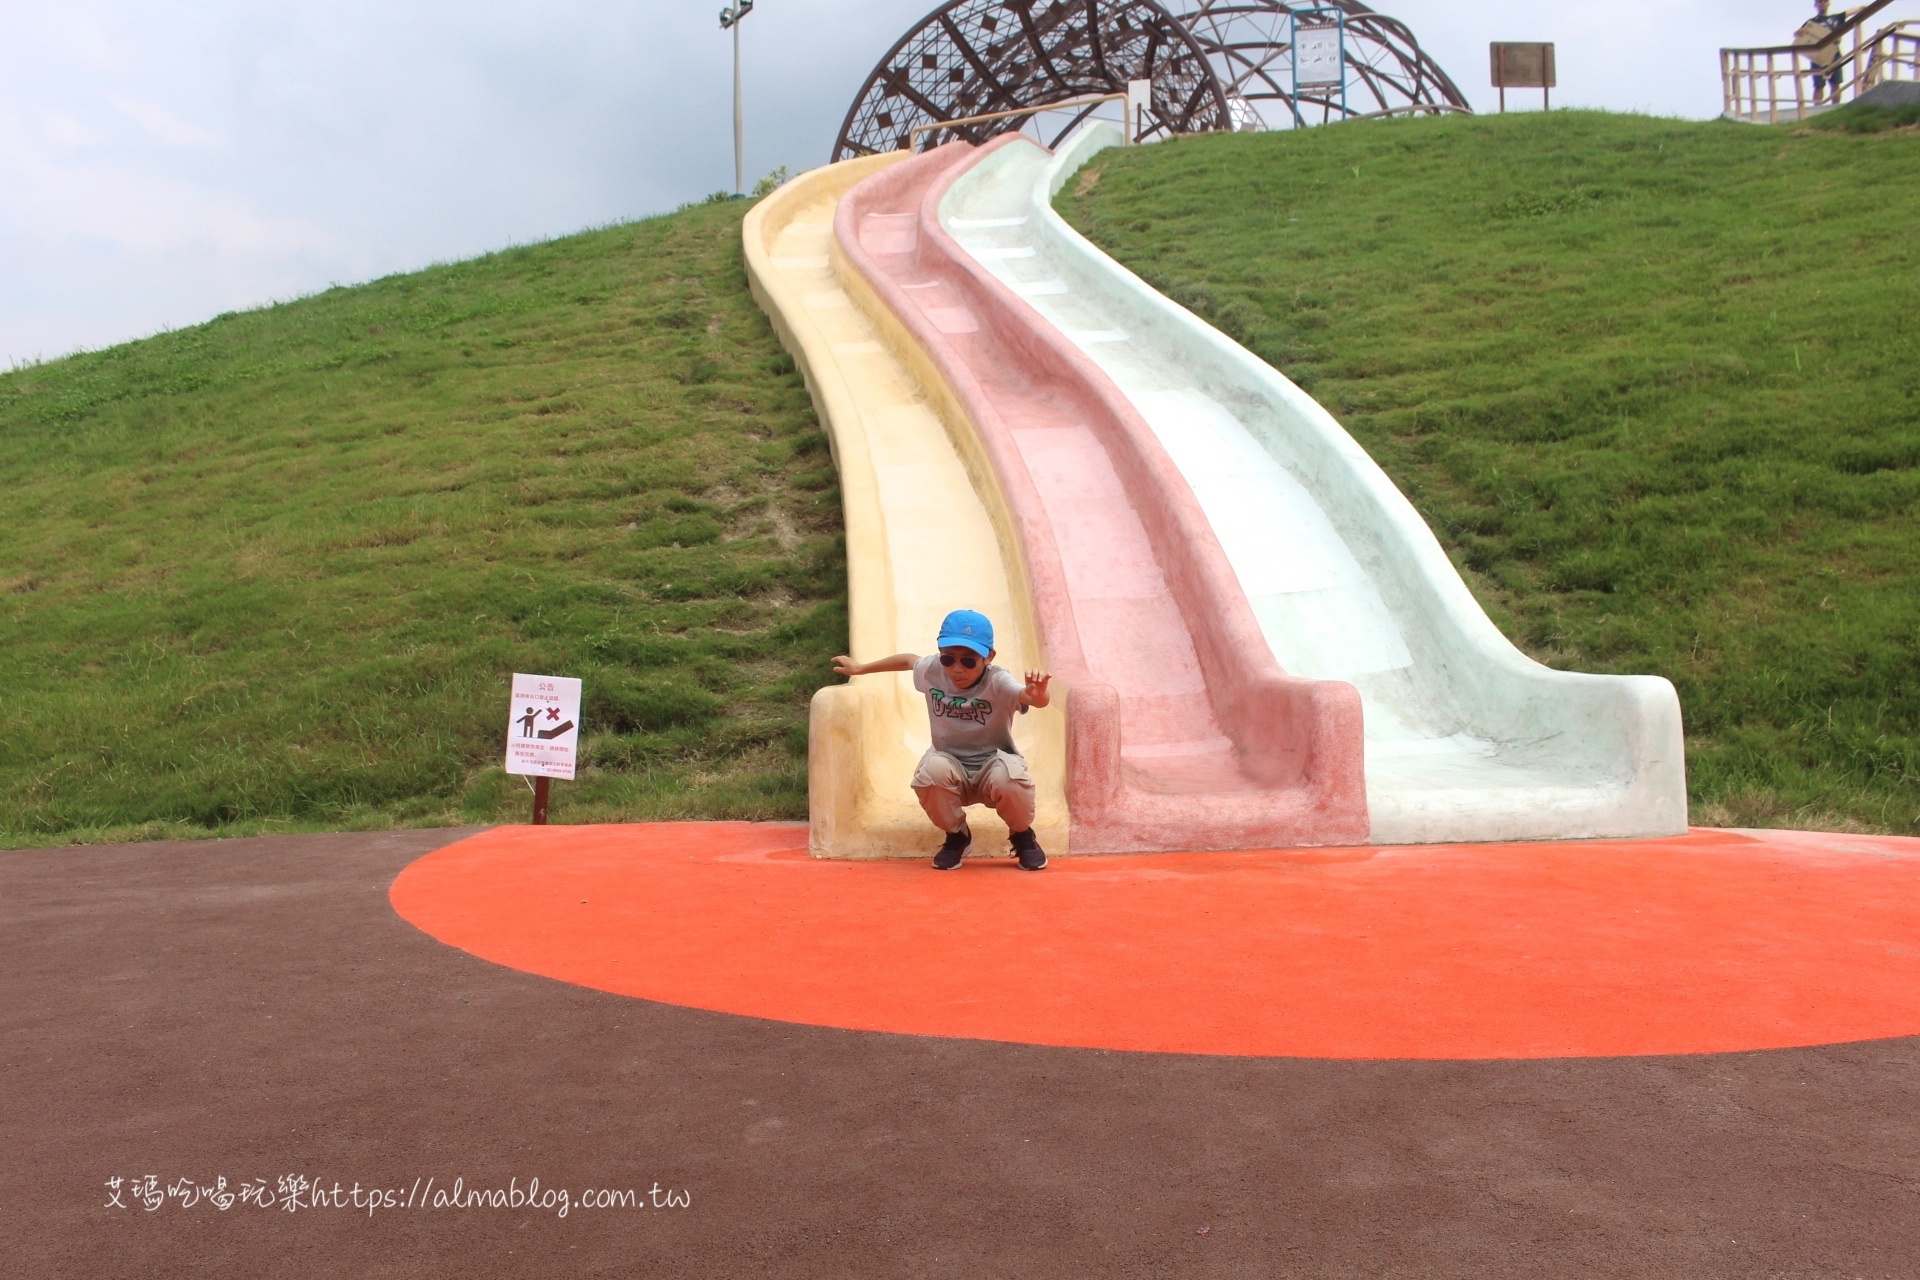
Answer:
[
  {"left": 830, "top": 0, "right": 1468, "bottom": 159},
  {"left": 1167, "top": 0, "right": 1469, "bottom": 128},
  {"left": 831, "top": 0, "right": 1233, "bottom": 160}
]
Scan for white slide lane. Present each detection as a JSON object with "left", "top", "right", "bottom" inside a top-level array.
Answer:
[{"left": 940, "top": 126, "right": 1688, "bottom": 844}]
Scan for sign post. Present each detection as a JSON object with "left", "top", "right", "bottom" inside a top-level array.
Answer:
[
  {"left": 1126, "top": 78, "right": 1151, "bottom": 143},
  {"left": 1490, "top": 43, "right": 1556, "bottom": 112},
  {"left": 1291, "top": 7, "right": 1348, "bottom": 126},
  {"left": 505, "top": 673, "right": 582, "bottom": 825}
]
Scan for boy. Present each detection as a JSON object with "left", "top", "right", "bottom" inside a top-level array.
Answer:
[{"left": 833, "top": 609, "right": 1052, "bottom": 870}]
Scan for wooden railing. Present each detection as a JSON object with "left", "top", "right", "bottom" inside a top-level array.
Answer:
[
  {"left": 1863, "top": 24, "right": 1920, "bottom": 87},
  {"left": 1722, "top": 1, "right": 1919, "bottom": 123}
]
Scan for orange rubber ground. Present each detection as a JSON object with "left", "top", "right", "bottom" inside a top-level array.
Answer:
[{"left": 389, "top": 823, "right": 1920, "bottom": 1060}]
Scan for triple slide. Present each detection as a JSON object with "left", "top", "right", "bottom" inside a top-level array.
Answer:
[{"left": 751, "top": 127, "right": 1687, "bottom": 855}]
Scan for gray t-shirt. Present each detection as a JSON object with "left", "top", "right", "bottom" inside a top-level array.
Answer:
[{"left": 912, "top": 656, "right": 1026, "bottom": 771}]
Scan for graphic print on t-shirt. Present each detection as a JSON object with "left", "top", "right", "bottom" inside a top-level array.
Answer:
[
  {"left": 929, "top": 687, "right": 994, "bottom": 725},
  {"left": 912, "top": 655, "right": 1025, "bottom": 769}
]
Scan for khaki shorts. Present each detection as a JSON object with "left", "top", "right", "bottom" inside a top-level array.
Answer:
[{"left": 910, "top": 749, "right": 1036, "bottom": 834}]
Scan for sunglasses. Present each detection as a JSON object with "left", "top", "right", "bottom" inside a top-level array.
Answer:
[{"left": 939, "top": 652, "right": 981, "bottom": 670}]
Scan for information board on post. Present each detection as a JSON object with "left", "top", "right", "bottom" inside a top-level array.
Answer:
[
  {"left": 505, "top": 673, "right": 582, "bottom": 781},
  {"left": 1294, "top": 24, "right": 1345, "bottom": 87},
  {"left": 1126, "top": 78, "right": 1151, "bottom": 142},
  {"left": 1490, "top": 42, "right": 1556, "bottom": 111}
]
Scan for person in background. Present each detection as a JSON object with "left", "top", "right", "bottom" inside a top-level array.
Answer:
[{"left": 1798, "top": 0, "right": 1859, "bottom": 106}]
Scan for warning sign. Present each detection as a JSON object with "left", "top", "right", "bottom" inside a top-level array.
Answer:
[{"left": 505, "top": 673, "right": 582, "bottom": 780}]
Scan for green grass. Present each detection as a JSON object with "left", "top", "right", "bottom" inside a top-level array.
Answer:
[
  {"left": 8, "top": 112, "right": 1915, "bottom": 845},
  {"left": 1058, "top": 110, "right": 1920, "bottom": 834},
  {"left": 0, "top": 199, "right": 845, "bottom": 845},
  {"left": 1808, "top": 100, "right": 1920, "bottom": 133}
]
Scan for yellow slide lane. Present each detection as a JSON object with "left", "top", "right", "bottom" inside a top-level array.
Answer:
[{"left": 744, "top": 158, "right": 1067, "bottom": 859}]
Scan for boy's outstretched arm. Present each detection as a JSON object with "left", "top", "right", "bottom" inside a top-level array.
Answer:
[
  {"left": 833, "top": 653, "right": 919, "bottom": 678},
  {"left": 1020, "top": 670, "right": 1052, "bottom": 709}
]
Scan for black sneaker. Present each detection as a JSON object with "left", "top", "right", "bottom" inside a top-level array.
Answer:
[
  {"left": 1011, "top": 828, "right": 1047, "bottom": 871},
  {"left": 933, "top": 823, "right": 971, "bottom": 870}
]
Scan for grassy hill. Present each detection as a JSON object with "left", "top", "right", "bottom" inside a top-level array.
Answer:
[
  {"left": 6, "top": 110, "right": 1913, "bottom": 846},
  {"left": 1058, "top": 110, "right": 1919, "bottom": 834},
  {"left": 0, "top": 200, "right": 844, "bottom": 845}
]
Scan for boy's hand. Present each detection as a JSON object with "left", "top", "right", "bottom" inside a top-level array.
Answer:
[
  {"left": 1022, "top": 670, "right": 1052, "bottom": 708},
  {"left": 834, "top": 652, "right": 918, "bottom": 680}
]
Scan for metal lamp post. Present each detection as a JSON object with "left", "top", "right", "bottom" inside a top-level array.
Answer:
[{"left": 719, "top": 0, "right": 755, "bottom": 195}]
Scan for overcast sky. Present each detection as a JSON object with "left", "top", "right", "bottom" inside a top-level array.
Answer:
[{"left": 0, "top": 1, "right": 1850, "bottom": 366}]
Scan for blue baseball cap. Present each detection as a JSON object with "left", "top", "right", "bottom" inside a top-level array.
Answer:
[{"left": 936, "top": 608, "right": 995, "bottom": 658}]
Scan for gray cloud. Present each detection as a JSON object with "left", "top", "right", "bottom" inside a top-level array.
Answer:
[{"left": 0, "top": 1, "right": 1847, "bottom": 365}]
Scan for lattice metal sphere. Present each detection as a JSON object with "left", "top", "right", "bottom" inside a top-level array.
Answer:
[{"left": 832, "top": 0, "right": 1232, "bottom": 160}]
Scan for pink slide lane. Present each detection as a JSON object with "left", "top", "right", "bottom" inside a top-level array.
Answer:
[{"left": 837, "top": 138, "right": 1367, "bottom": 853}]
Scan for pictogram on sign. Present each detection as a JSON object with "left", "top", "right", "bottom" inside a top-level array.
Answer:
[{"left": 506, "top": 674, "right": 581, "bottom": 781}]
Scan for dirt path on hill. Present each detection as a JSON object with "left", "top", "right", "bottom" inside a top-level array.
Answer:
[{"left": 4, "top": 830, "right": 1916, "bottom": 1278}]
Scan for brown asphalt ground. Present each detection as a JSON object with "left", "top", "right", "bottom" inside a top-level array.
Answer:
[{"left": 4, "top": 828, "right": 1918, "bottom": 1278}]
